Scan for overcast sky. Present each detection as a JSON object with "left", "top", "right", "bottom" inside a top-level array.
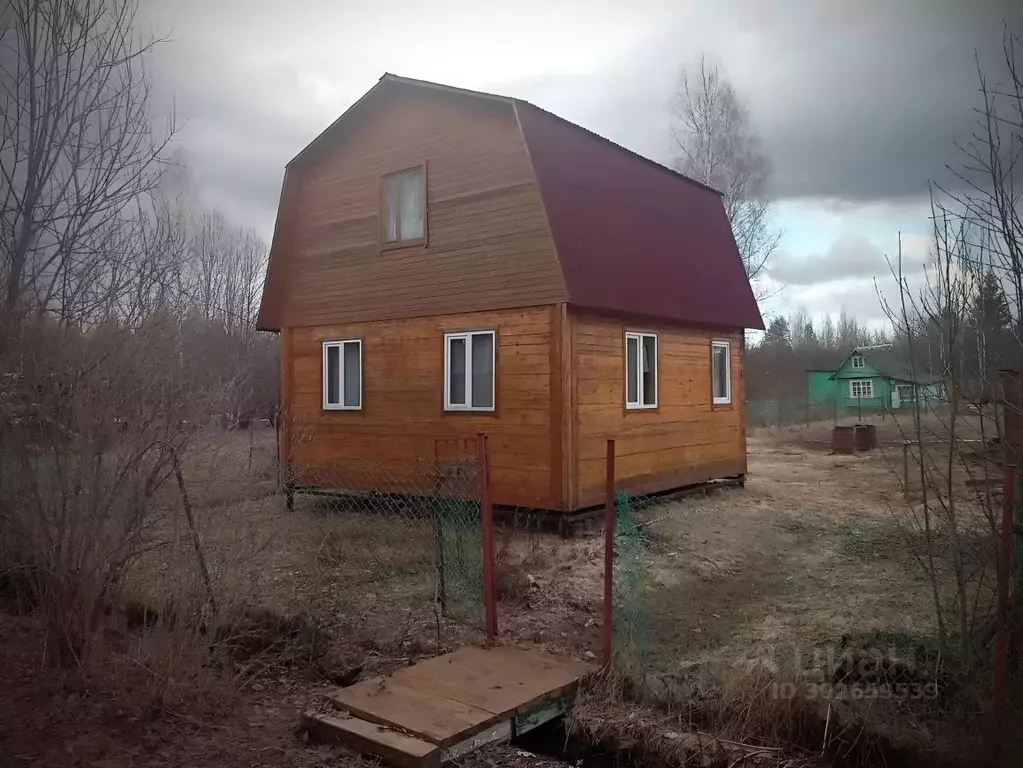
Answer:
[{"left": 146, "top": 0, "right": 1022, "bottom": 327}]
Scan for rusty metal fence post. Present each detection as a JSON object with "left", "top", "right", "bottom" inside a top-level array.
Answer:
[
  {"left": 477, "top": 433, "right": 498, "bottom": 643},
  {"left": 602, "top": 438, "right": 616, "bottom": 666},
  {"left": 995, "top": 461, "right": 1016, "bottom": 721},
  {"left": 902, "top": 441, "right": 910, "bottom": 501}
]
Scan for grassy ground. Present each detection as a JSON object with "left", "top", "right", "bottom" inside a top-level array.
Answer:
[
  {"left": 0, "top": 418, "right": 1005, "bottom": 766},
  {"left": 640, "top": 433, "right": 938, "bottom": 674}
]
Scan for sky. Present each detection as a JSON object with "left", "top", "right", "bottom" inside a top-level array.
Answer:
[{"left": 145, "top": 0, "right": 1023, "bottom": 327}]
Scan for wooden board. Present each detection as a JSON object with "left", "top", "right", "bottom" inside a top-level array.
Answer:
[
  {"left": 285, "top": 306, "right": 559, "bottom": 509},
  {"left": 571, "top": 310, "right": 748, "bottom": 507},
  {"left": 261, "top": 86, "right": 566, "bottom": 331},
  {"left": 302, "top": 711, "right": 440, "bottom": 768},
  {"left": 322, "top": 646, "right": 593, "bottom": 768},
  {"left": 327, "top": 679, "right": 499, "bottom": 746},
  {"left": 389, "top": 646, "right": 592, "bottom": 716},
  {"left": 440, "top": 718, "right": 512, "bottom": 762}
]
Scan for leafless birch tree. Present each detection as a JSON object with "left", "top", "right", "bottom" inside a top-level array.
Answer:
[{"left": 670, "top": 55, "right": 780, "bottom": 296}]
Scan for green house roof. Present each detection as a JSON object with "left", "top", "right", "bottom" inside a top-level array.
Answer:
[{"left": 830, "top": 345, "right": 939, "bottom": 384}]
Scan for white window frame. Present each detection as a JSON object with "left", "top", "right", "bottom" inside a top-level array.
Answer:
[
  {"left": 712, "top": 340, "right": 732, "bottom": 405},
  {"left": 851, "top": 355, "right": 865, "bottom": 369},
  {"left": 625, "top": 331, "right": 658, "bottom": 409},
  {"left": 849, "top": 379, "right": 873, "bottom": 400},
  {"left": 382, "top": 165, "right": 426, "bottom": 245},
  {"left": 444, "top": 330, "right": 496, "bottom": 412},
  {"left": 322, "top": 339, "right": 362, "bottom": 410}
]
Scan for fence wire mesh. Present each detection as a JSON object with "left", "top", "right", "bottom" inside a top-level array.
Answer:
[
  {"left": 608, "top": 483, "right": 729, "bottom": 676},
  {"left": 612, "top": 490, "right": 650, "bottom": 673},
  {"left": 284, "top": 444, "right": 486, "bottom": 646}
]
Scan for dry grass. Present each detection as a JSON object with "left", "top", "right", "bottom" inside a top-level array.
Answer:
[
  {"left": 127, "top": 427, "right": 483, "bottom": 669},
  {"left": 566, "top": 668, "right": 952, "bottom": 768},
  {"left": 4, "top": 417, "right": 1008, "bottom": 767},
  {"left": 635, "top": 435, "right": 938, "bottom": 680},
  {"left": 0, "top": 613, "right": 368, "bottom": 768}
]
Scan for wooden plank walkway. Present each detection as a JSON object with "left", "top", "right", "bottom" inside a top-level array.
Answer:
[{"left": 304, "top": 646, "right": 594, "bottom": 768}]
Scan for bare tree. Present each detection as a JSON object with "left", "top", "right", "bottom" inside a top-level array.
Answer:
[
  {"left": 0, "top": 0, "right": 280, "bottom": 669},
  {"left": 670, "top": 55, "right": 780, "bottom": 294},
  {"left": 875, "top": 24, "right": 1023, "bottom": 707},
  {"left": 0, "top": 0, "right": 174, "bottom": 331}
]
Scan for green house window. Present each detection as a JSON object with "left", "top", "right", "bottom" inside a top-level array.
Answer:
[{"left": 849, "top": 379, "right": 873, "bottom": 399}]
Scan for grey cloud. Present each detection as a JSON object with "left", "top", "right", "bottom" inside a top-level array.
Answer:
[
  {"left": 785, "top": 279, "right": 901, "bottom": 324},
  {"left": 768, "top": 235, "right": 893, "bottom": 286},
  {"left": 505, "top": 0, "right": 1023, "bottom": 203},
  {"left": 141, "top": 0, "right": 1023, "bottom": 240}
]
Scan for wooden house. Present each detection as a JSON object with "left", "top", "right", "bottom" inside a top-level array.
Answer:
[
  {"left": 807, "top": 346, "right": 945, "bottom": 414},
  {"left": 257, "top": 74, "right": 764, "bottom": 511}
]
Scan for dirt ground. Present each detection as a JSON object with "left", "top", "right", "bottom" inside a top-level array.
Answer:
[
  {"left": 495, "top": 420, "right": 945, "bottom": 681},
  {"left": 0, "top": 420, "right": 985, "bottom": 766},
  {"left": 642, "top": 429, "right": 936, "bottom": 674}
]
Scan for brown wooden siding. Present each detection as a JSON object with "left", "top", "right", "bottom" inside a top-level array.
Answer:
[
  {"left": 284, "top": 306, "right": 559, "bottom": 509},
  {"left": 572, "top": 312, "right": 746, "bottom": 508},
  {"left": 275, "top": 89, "right": 565, "bottom": 328}
]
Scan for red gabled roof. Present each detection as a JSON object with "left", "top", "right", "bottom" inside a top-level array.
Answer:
[
  {"left": 259, "top": 74, "right": 764, "bottom": 332},
  {"left": 514, "top": 101, "right": 764, "bottom": 331}
]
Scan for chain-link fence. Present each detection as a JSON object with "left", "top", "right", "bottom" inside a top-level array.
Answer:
[
  {"left": 612, "top": 490, "right": 649, "bottom": 673},
  {"left": 283, "top": 438, "right": 489, "bottom": 645},
  {"left": 748, "top": 396, "right": 904, "bottom": 428},
  {"left": 597, "top": 441, "right": 746, "bottom": 677}
]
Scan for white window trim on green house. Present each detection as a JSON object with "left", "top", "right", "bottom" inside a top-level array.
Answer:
[
  {"left": 851, "top": 355, "right": 865, "bottom": 369},
  {"left": 849, "top": 379, "right": 873, "bottom": 399}
]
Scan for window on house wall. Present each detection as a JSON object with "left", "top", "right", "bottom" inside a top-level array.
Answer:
[
  {"left": 625, "top": 332, "right": 658, "bottom": 408},
  {"left": 382, "top": 166, "right": 426, "bottom": 244},
  {"left": 898, "top": 384, "right": 916, "bottom": 402},
  {"left": 445, "top": 330, "right": 495, "bottom": 411},
  {"left": 322, "top": 340, "right": 362, "bottom": 409},
  {"left": 712, "top": 340, "right": 731, "bottom": 404},
  {"left": 849, "top": 379, "right": 873, "bottom": 399},
  {"left": 851, "top": 355, "right": 865, "bottom": 369}
]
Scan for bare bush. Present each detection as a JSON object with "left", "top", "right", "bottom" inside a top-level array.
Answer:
[
  {"left": 880, "top": 24, "right": 1023, "bottom": 710},
  {"left": 0, "top": 0, "right": 279, "bottom": 677},
  {"left": 0, "top": 317, "right": 233, "bottom": 664}
]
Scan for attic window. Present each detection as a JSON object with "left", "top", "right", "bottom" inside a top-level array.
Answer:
[
  {"left": 626, "top": 332, "right": 658, "bottom": 409},
  {"left": 851, "top": 355, "right": 865, "bottom": 369},
  {"left": 382, "top": 166, "right": 426, "bottom": 245}
]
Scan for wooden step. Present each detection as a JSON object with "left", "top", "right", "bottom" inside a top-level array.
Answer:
[
  {"left": 326, "top": 678, "right": 500, "bottom": 746},
  {"left": 302, "top": 711, "right": 440, "bottom": 768}
]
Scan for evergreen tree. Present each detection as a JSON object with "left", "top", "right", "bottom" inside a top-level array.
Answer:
[
  {"left": 803, "top": 322, "right": 818, "bottom": 347},
  {"left": 974, "top": 270, "right": 1011, "bottom": 334},
  {"left": 763, "top": 316, "right": 791, "bottom": 349},
  {"left": 972, "top": 270, "right": 1012, "bottom": 375}
]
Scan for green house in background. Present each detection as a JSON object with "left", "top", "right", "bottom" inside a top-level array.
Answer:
[{"left": 807, "top": 345, "right": 945, "bottom": 415}]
